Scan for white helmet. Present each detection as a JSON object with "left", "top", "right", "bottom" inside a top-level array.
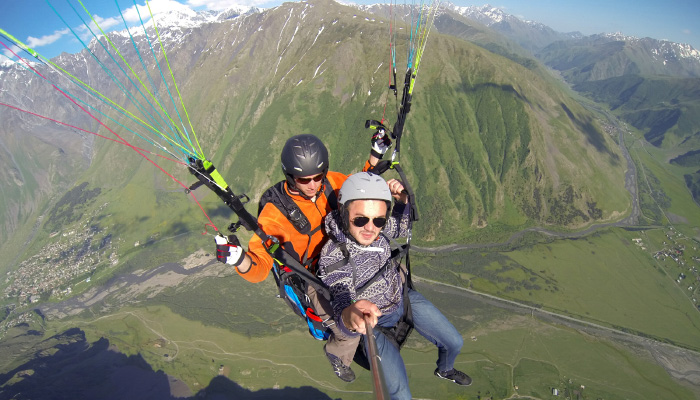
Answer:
[
  {"left": 338, "top": 172, "right": 392, "bottom": 233},
  {"left": 339, "top": 172, "right": 392, "bottom": 205}
]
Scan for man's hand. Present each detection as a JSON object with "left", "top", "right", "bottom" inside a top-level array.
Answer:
[
  {"left": 341, "top": 300, "right": 382, "bottom": 335},
  {"left": 215, "top": 234, "right": 245, "bottom": 266},
  {"left": 370, "top": 129, "right": 392, "bottom": 158},
  {"left": 386, "top": 178, "right": 408, "bottom": 204}
]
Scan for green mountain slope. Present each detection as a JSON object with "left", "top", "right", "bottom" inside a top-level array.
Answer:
[
  {"left": 537, "top": 35, "right": 700, "bottom": 84},
  {"left": 574, "top": 75, "right": 700, "bottom": 147},
  {"left": 537, "top": 34, "right": 700, "bottom": 205},
  {"left": 1, "top": 0, "right": 628, "bottom": 269}
]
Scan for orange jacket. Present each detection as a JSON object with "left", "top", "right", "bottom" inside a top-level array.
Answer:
[{"left": 238, "top": 170, "right": 349, "bottom": 283}]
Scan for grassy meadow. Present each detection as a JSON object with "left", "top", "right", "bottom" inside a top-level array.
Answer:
[
  {"left": 4, "top": 219, "right": 698, "bottom": 399},
  {"left": 38, "top": 279, "right": 697, "bottom": 400},
  {"left": 416, "top": 227, "right": 700, "bottom": 350},
  {"left": 2, "top": 3, "right": 700, "bottom": 399},
  {"left": 624, "top": 128, "right": 700, "bottom": 234}
]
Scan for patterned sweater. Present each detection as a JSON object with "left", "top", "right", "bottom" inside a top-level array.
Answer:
[{"left": 318, "top": 201, "right": 411, "bottom": 333}]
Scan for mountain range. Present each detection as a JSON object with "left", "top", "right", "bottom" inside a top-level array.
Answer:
[
  {"left": 447, "top": 5, "right": 700, "bottom": 175},
  {"left": 0, "top": 0, "right": 698, "bottom": 266},
  {"left": 2, "top": 2, "right": 700, "bottom": 398}
]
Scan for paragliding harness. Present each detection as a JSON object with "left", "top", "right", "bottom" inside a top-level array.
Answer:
[
  {"left": 257, "top": 179, "right": 415, "bottom": 349},
  {"left": 186, "top": 76, "right": 422, "bottom": 373},
  {"left": 258, "top": 179, "right": 337, "bottom": 269},
  {"left": 185, "top": 158, "right": 335, "bottom": 340},
  {"left": 186, "top": 76, "right": 423, "bottom": 371},
  {"left": 258, "top": 179, "right": 339, "bottom": 340}
]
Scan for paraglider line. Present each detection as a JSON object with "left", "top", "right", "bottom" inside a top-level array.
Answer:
[
  {"left": 0, "top": 102, "right": 186, "bottom": 166},
  {"left": 0, "top": 41, "right": 218, "bottom": 231}
]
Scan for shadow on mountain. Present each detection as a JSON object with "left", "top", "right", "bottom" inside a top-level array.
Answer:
[
  {"left": 0, "top": 326, "right": 335, "bottom": 400},
  {"left": 641, "top": 108, "right": 681, "bottom": 147},
  {"left": 462, "top": 82, "right": 528, "bottom": 103},
  {"left": 195, "top": 376, "right": 337, "bottom": 400},
  {"left": 560, "top": 102, "right": 620, "bottom": 164}
]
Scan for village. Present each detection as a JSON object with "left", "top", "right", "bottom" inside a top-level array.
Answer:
[
  {"left": 633, "top": 226, "right": 700, "bottom": 309},
  {"left": 2, "top": 203, "right": 118, "bottom": 308},
  {"left": 4, "top": 220, "right": 700, "bottom": 315}
]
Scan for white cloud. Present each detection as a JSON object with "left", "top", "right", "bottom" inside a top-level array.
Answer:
[
  {"left": 74, "top": 15, "right": 123, "bottom": 42},
  {"left": 26, "top": 28, "right": 70, "bottom": 48},
  {"left": 0, "top": 44, "right": 39, "bottom": 64},
  {"left": 2, "top": 44, "right": 22, "bottom": 60},
  {"left": 186, "top": 0, "right": 264, "bottom": 10},
  {"left": 20, "top": 0, "right": 256, "bottom": 56},
  {"left": 91, "top": 14, "right": 122, "bottom": 32},
  {"left": 122, "top": 0, "right": 195, "bottom": 23},
  {"left": 682, "top": 29, "right": 691, "bottom": 35}
]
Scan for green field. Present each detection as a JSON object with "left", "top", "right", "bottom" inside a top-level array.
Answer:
[
  {"left": 505, "top": 228, "right": 700, "bottom": 347},
  {"left": 416, "top": 227, "right": 700, "bottom": 350},
  {"left": 31, "top": 281, "right": 696, "bottom": 400},
  {"left": 625, "top": 133, "right": 700, "bottom": 235},
  {"left": 2, "top": 226, "right": 699, "bottom": 399}
]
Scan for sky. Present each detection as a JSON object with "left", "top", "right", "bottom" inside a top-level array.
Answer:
[
  {"left": 1, "top": 0, "right": 699, "bottom": 62},
  {"left": 490, "top": 0, "right": 700, "bottom": 48}
]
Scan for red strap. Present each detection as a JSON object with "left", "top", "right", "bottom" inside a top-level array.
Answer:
[{"left": 306, "top": 308, "right": 322, "bottom": 322}]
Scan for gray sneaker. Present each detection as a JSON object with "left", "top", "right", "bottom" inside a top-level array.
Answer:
[
  {"left": 324, "top": 345, "right": 356, "bottom": 382},
  {"left": 434, "top": 368, "right": 472, "bottom": 386}
]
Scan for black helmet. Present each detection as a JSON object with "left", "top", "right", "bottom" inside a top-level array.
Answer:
[{"left": 281, "top": 134, "right": 329, "bottom": 188}]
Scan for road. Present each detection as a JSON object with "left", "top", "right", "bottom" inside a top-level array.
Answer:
[
  {"left": 40, "top": 257, "right": 700, "bottom": 389},
  {"left": 33, "top": 106, "right": 700, "bottom": 392},
  {"left": 407, "top": 107, "right": 700, "bottom": 388},
  {"left": 414, "top": 276, "right": 700, "bottom": 388}
]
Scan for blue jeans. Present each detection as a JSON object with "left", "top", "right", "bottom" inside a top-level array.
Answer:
[{"left": 365, "top": 289, "right": 464, "bottom": 400}]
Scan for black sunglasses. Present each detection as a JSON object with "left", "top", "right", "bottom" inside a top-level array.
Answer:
[
  {"left": 295, "top": 174, "right": 324, "bottom": 184},
  {"left": 351, "top": 216, "right": 387, "bottom": 228}
]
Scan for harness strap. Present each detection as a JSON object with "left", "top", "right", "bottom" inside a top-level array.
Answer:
[
  {"left": 268, "top": 177, "right": 341, "bottom": 301},
  {"left": 260, "top": 177, "right": 339, "bottom": 270},
  {"left": 328, "top": 242, "right": 409, "bottom": 302},
  {"left": 272, "top": 245, "right": 331, "bottom": 301},
  {"left": 325, "top": 242, "right": 408, "bottom": 274}
]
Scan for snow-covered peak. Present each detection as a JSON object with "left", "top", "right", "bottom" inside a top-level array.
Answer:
[
  {"left": 454, "top": 4, "right": 506, "bottom": 24},
  {"left": 0, "top": 60, "right": 12, "bottom": 79},
  {"left": 653, "top": 40, "right": 700, "bottom": 62},
  {"left": 151, "top": 7, "right": 218, "bottom": 30},
  {"left": 0, "top": 59, "right": 39, "bottom": 81},
  {"left": 449, "top": 3, "right": 536, "bottom": 27},
  {"left": 107, "top": 6, "right": 261, "bottom": 37},
  {"left": 675, "top": 42, "right": 700, "bottom": 60},
  {"left": 601, "top": 32, "right": 700, "bottom": 62},
  {"left": 448, "top": 3, "right": 550, "bottom": 31},
  {"left": 603, "top": 32, "right": 638, "bottom": 43},
  {"left": 88, "top": 6, "right": 262, "bottom": 48},
  {"left": 217, "top": 5, "right": 260, "bottom": 21}
]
